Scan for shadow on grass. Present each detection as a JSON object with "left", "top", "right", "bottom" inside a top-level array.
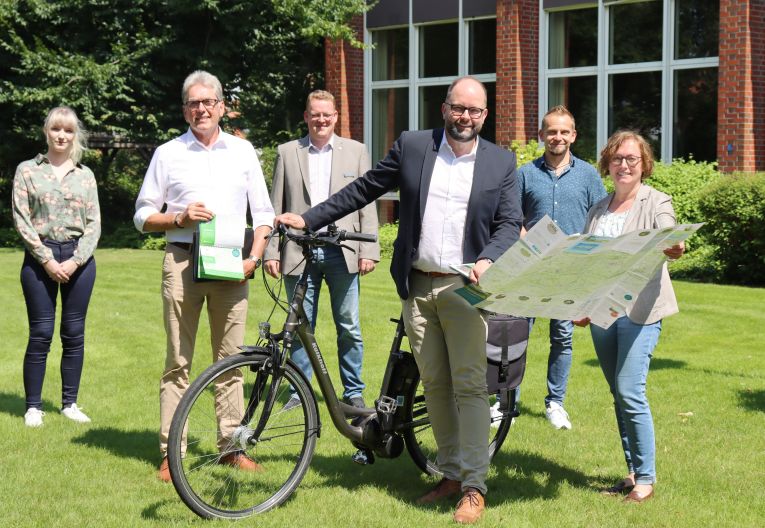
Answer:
[
  {"left": 738, "top": 389, "right": 765, "bottom": 413},
  {"left": 71, "top": 426, "right": 157, "bottom": 464},
  {"left": 0, "top": 391, "right": 58, "bottom": 416},
  {"left": 583, "top": 357, "right": 687, "bottom": 370}
]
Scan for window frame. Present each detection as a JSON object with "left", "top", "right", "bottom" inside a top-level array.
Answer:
[{"left": 539, "top": 0, "right": 719, "bottom": 162}]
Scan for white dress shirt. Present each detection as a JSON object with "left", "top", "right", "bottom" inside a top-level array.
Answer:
[
  {"left": 308, "top": 134, "right": 334, "bottom": 208},
  {"left": 133, "top": 128, "right": 275, "bottom": 243},
  {"left": 413, "top": 136, "right": 478, "bottom": 273}
]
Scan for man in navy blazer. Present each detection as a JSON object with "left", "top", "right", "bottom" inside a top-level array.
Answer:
[{"left": 275, "top": 76, "right": 521, "bottom": 524}]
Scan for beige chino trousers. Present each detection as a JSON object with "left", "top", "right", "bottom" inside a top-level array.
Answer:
[
  {"left": 158, "top": 244, "right": 249, "bottom": 457},
  {"left": 403, "top": 272, "right": 490, "bottom": 494}
]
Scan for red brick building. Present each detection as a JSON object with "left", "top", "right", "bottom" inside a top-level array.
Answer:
[{"left": 326, "top": 0, "right": 764, "bottom": 176}]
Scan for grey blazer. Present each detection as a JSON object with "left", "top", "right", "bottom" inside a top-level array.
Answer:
[
  {"left": 585, "top": 184, "right": 678, "bottom": 324},
  {"left": 264, "top": 135, "right": 380, "bottom": 275}
]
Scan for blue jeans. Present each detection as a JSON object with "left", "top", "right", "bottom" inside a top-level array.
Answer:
[
  {"left": 590, "top": 316, "right": 662, "bottom": 485},
  {"left": 20, "top": 240, "right": 96, "bottom": 410},
  {"left": 529, "top": 318, "right": 573, "bottom": 406},
  {"left": 283, "top": 245, "right": 364, "bottom": 400}
]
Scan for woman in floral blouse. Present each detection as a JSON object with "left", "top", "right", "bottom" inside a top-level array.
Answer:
[{"left": 12, "top": 106, "right": 101, "bottom": 427}]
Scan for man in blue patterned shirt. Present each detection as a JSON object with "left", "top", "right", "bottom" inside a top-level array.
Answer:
[{"left": 515, "top": 106, "right": 606, "bottom": 430}]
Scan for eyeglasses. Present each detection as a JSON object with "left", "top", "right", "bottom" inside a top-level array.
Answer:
[
  {"left": 184, "top": 99, "right": 220, "bottom": 110},
  {"left": 609, "top": 155, "right": 642, "bottom": 167},
  {"left": 444, "top": 103, "right": 485, "bottom": 119}
]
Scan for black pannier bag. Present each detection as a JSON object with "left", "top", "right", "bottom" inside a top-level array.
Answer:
[{"left": 485, "top": 314, "right": 529, "bottom": 393}]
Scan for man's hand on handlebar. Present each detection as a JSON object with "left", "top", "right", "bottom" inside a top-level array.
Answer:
[
  {"left": 265, "top": 259, "right": 281, "bottom": 278},
  {"left": 274, "top": 213, "right": 306, "bottom": 230}
]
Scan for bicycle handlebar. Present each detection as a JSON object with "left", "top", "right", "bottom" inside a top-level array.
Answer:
[{"left": 273, "top": 224, "right": 377, "bottom": 247}]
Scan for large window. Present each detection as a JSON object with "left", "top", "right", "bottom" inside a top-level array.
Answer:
[
  {"left": 542, "top": 0, "right": 719, "bottom": 162},
  {"left": 367, "top": 1, "right": 496, "bottom": 163}
]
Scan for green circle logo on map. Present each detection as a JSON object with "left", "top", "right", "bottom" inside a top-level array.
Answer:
[
  {"left": 519, "top": 296, "right": 529, "bottom": 301},
  {"left": 232, "top": 248, "right": 240, "bottom": 257},
  {"left": 624, "top": 294, "right": 633, "bottom": 301}
]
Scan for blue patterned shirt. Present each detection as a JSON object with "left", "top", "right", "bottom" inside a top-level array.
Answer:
[{"left": 518, "top": 154, "right": 606, "bottom": 235}]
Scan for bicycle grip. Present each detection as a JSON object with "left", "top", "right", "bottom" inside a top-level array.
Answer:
[{"left": 342, "top": 232, "right": 377, "bottom": 243}]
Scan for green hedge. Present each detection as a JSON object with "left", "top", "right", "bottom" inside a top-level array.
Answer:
[{"left": 697, "top": 172, "right": 765, "bottom": 285}]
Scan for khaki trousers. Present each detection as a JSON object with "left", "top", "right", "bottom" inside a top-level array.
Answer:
[
  {"left": 402, "top": 272, "right": 489, "bottom": 494},
  {"left": 159, "top": 244, "right": 248, "bottom": 456}
]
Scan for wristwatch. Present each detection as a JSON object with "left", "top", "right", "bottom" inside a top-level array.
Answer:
[{"left": 247, "top": 256, "right": 262, "bottom": 268}]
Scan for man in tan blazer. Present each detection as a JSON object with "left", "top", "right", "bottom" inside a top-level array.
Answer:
[{"left": 264, "top": 90, "right": 379, "bottom": 408}]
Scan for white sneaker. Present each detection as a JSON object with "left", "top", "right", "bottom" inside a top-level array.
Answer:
[
  {"left": 24, "top": 408, "right": 45, "bottom": 427},
  {"left": 489, "top": 401, "right": 503, "bottom": 428},
  {"left": 545, "top": 401, "right": 571, "bottom": 430},
  {"left": 61, "top": 403, "right": 91, "bottom": 423}
]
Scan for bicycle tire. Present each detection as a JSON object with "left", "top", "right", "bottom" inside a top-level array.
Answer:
[
  {"left": 402, "top": 374, "right": 513, "bottom": 477},
  {"left": 167, "top": 351, "right": 319, "bottom": 519}
]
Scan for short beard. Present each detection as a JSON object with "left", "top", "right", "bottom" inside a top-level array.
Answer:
[{"left": 446, "top": 122, "right": 480, "bottom": 143}]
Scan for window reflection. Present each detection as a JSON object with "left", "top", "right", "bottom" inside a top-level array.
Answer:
[
  {"left": 372, "top": 88, "right": 409, "bottom": 163},
  {"left": 549, "top": 8, "right": 597, "bottom": 69},
  {"left": 419, "top": 23, "right": 459, "bottom": 78},
  {"left": 675, "top": 0, "right": 719, "bottom": 60},
  {"left": 469, "top": 18, "right": 497, "bottom": 74},
  {"left": 372, "top": 28, "right": 409, "bottom": 81},
  {"left": 674, "top": 68, "right": 717, "bottom": 161},
  {"left": 609, "top": 0, "right": 662, "bottom": 64},
  {"left": 548, "top": 76, "right": 597, "bottom": 161},
  {"left": 609, "top": 71, "right": 663, "bottom": 155}
]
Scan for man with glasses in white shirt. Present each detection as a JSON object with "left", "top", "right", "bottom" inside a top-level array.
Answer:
[
  {"left": 264, "top": 90, "right": 379, "bottom": 410},
  {"left": 133, "top": 70, "right": 274, "bottom": 482}
]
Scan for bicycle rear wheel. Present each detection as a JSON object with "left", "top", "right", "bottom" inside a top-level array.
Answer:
[
  {"left": 167, "top": 351, "right": 319, "bottom": 519},
  {"left": 403, "top": 374, "right": 514, "bottom": 477}
]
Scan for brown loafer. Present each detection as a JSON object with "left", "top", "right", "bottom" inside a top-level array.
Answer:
[
  {"left": 219, "top": 451, "right": 264, "bottom": 472},
  {"left": 599, "top": 479, "right": 635, "bottom": 496},
  {"left": 416, "top": 477, "right": 462, "bottom": 504},
  {"left": 624, "top": 486, "right": 654, "bottom": 503},
  {"left": 453, "top": 488, "right": 485, "bottom": 524},
  {"left": 157, "top": 456, "right": 171, "bottom": 482}
]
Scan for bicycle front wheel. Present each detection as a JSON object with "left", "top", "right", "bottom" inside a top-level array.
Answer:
[
  {"left": 167, "top": 351, "right": 319, "bottom": 519},
  {"left": 403, "top": 375, "right": 513, "bottom": 477}
]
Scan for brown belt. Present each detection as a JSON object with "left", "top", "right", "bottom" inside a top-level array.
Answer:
[
  {"left": 169, "top": 242, "right": 192, "bottom": 251},
  {"left": 414, "top": 269, "right": 458, "bottom": 278}
]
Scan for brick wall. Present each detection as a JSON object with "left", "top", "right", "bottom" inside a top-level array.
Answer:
[
  {"left": 718, "top": 0, "right": 765, "bottom": 172},
  {"left": 324, "top": 16, "right": 365, "bottom": 141},
  {"left": 495, "top": 0, "right": 539, "bottom": 148}
]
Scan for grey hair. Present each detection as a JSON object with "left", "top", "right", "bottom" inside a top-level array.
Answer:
[
  {"left": 181, "top": 70, "right": 224, "bottom": 103},
  {"left": 43, "top": 106, "right": 87, "bottom": 164}
]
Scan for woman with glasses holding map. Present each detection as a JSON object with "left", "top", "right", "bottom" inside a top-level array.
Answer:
[{"left": 574, "top": 130, "right": 684, "bottom": 504}]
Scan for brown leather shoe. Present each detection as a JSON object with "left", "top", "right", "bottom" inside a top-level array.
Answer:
[
  {"left": 219, "top": 451, "right": 264, "bottom": 472},
  {"left": 157, "top": 456, "right": 171, "bottom": 483},
  {"left": 624, "top": 486, "right": 654, "bottom": 503},
  {"left": 453, "top": 488, "right": 485, "bottom": 524},
  {"left": 416, "top": 477, "right": 462, "bottom": 504}
]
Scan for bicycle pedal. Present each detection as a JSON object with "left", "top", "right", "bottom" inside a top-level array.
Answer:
[{"left": 351, "top": 449, "right": 375, "bottom": 465}]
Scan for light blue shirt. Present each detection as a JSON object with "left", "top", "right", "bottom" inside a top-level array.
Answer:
[{"left": 518, "top": 154, "right": 606, "bottom": 235}]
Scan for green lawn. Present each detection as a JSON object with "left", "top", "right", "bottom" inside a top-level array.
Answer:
[{"left": 1, "top": 248, "right": 763, "bottom": 527}]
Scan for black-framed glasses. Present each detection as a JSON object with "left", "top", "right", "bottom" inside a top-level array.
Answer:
[
  {"left": 444, "top": 102, "right": 485, "bottom": 119},
  {"left": 609, "top": 155, "right": 642, "bottom": 167},
  {"left": 184, "top": 99, "right": 220, "bottom": 110}
]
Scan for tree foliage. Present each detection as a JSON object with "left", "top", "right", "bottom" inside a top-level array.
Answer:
[{"left": 0, "top": 0, "right": 368, "bottom": 171}]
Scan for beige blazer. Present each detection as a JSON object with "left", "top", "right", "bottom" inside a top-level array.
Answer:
[
  {"left": 264, "top": 135, "right": 380, "bottom": 274},
  {"left": 585, "top": 184, "right": 678, "bottom": 324}
]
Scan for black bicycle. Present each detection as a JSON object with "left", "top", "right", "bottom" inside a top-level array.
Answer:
[{"left": 167, "top": 226, "right": 523, "bottom": 519}]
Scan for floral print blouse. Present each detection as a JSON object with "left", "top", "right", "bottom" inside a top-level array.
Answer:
[{"left": 12, "top": 154, "right": 101, "bottom": 265}]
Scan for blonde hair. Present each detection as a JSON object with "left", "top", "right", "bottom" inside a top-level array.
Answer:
[
  {"left": 43, "top": 106, "right": 87, "bottom": 164},
  {"left": 598, "top": 130, "right": 655, "bottom": 180},
  {"left": 541, "top": 105, "right": 576, "bottom": 131},
  {"left": 305, "top": 90, "right": 336, "bottom": 111}
]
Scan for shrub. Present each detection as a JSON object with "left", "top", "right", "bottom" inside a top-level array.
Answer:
[
  {"left": 509, "top": 139, "right": 544, "bottom": 167},
  {"left": 648, "top": 158, "right": 720, "bottom": 224},
  {"left": 258, "top": 145, "right": 277, "bottom": 191},
  {"left": 697, "top": 172, "right": 765, "bottom": 285},
  {"left": 378, "top": 222, "right": 398, "bottom": 259}
]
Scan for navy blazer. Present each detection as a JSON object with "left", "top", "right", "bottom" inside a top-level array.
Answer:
[{"left": 302, "top": 129, "right": 523, "bottom": 299}]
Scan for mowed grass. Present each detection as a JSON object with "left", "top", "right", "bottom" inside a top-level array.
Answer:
[{"left": 0, "top": 248, "right": 763, "bottom": 528}]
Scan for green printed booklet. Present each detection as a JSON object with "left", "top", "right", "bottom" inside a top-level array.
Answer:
[{"left": 194, "top": 216, "right": 246, "bottom": 281}]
